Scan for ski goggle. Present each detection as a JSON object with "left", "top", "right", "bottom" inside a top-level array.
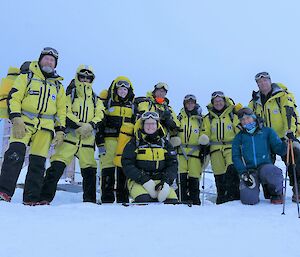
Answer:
[
  {"left": 78, "top": 70, "right": 95, "bottom": 82},
  {"left": 211, "top": 91, "right": 225, "bottom": 99},
  {"left": 184, "top": 94, "right": 197, "bottom": 102},
  {"left": 41, "top": 47, "right": 59, "bottom": 59},
  {"left": 141, "top": 111, "right": 160, "bottom": 121},
  {"left": 255, "top": 72, "right": 270, "bottom": 81},
  {"left": 116, "top": 80, "right": 130, "bottom": 88},
  {"left": 237, "top": 107, "right": 255, "bottom": 119},
  {"left": 154, "top": 82, "right": 168, "bottom": 91}
]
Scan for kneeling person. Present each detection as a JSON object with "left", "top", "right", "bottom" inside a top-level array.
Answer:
[
  {"left": 122, "top": 112, "right": 178, "bottom": 203},
  {"left": 232, "top": 107, "right": 286, "bottom": 205}
]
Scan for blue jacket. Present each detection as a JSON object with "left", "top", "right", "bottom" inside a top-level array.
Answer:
[{"left": 232, "top": 126, "right": 286, "bottom": 174}]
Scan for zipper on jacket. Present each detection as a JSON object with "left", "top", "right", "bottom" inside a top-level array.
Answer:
[
  {"left": 221, "top": 119, "right": 225, "bottom": 141},
  {"left": 38, "top": 80, "right": 48, "bottom": 113},
  {"left": 267, "top": 108, "right": 272, "bottom": 127},
  {"left": 37, "top": 84, "right": 43, "bottom": 111},
  {"left": 82, "top": 86, "right": 87, "bottom": 122},
  {"left": 251, "top": 136, "right": 257, "bottom": 167},
  {"left": 43, "top": 88, "right": 51, "bottom": 113}
]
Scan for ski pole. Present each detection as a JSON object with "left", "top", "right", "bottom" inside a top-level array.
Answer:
[
  {"left": 201, "top": 168, "right": 205, "bottom": 206},
  {"left": 177, "top": 171, "right": 182, "bottom": 203},
  {"left": 282, "top": 139, "right": 290, "bottom": 215},
  {"left": 290, "top": 140, "right": 300, "bottom": 218}
]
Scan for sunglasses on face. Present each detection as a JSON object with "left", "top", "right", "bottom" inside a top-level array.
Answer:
[
  {"left": 41, "top": 47, "right": 59, "bottom": 59},
  {"left": 141, "top": 111, "right": 160, "bottom": 121},
  {"left": 116, "top": 80, "right": 130, "bottom": 88},
  {"left": 255, "top": 72, "right": 270, "bottom": 81}
]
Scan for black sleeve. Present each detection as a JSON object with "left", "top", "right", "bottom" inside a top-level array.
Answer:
[
  {"left": 121, "top": 139, "right": 151, "bottom": 185},
  {"left": 161, "top": 140, "right": 178, "bottom": 185}
]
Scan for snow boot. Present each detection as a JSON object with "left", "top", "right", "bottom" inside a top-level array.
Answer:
[
  {"left": 225, "top": 165, "right": 240, "bottom": 201},
  {"left": 0, "top": 192, "right": 11, "bottom": 202},
  {"left": 214, "top": 174, "right": 228, "bottom": 204},
  {"left": 176, "top": 173, "right": 189, "bottom": 202},
  {"left": 188, "top": 177, "right": 201, "bottom": 205},
  {"left": 270, "top": 194, "right": 283, "bottom": 204},
  {"left": 116, "top": 167, "right": 129, "bottom": 203},
  {"left": 82, "top": 167, "right": 97, "bottom": 203},
  {"left": 101, "top": 167, "right": 115, "bottom": 203}
]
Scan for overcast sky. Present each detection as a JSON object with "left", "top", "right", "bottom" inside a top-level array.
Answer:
[{"left": 1, "top": 0, "right": 300, "bottom": 113}]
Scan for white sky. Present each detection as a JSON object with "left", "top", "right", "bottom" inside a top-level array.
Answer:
[{"left": 1, "top": 0, "right": 300, "bottom": 113}]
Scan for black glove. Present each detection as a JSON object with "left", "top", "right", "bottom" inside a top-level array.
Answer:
[
  {"left": 199, "top": 145, "right": 210, "bottom": 163},
  {"left": 155, "top": 181, "right": 164, "bottom": 191},
  {"left": 286, "top": 131, "right": 298, "bottom": 142},
  {"left": 161, "top": 110, "right": 171, "bottom": 121},
  {"left": 241, "top": 171, "right": 256, "bottom": 188}
]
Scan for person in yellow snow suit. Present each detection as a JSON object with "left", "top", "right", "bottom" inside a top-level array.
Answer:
[
  {"left": 177, "top": 94, "right": 204, "bottom": 205},
  {"left": 39, "top": 65, "right": 104, "bottom": 204},
  {"left": 201, "top": 91, "right": 240, "bottom": 204},
  {"left": 96, "top": 76, "right": 135, "bottom": 203},
  {"left": 249, "top": 71, "right": 300, "bottom": 202},
  {"left": 0, "top": 47, "right": 66, "bottom": 205},
  {"left": 122, "top": 111, "right": 178, "bottom": 203},
  {"left": 135, "top": 82, "right": 180, "bottom": 138}
]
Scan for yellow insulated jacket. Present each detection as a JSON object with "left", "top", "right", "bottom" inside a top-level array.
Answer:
[
  {"left": 8, "top": 61, "right": 66, "bottom": 132},
  {"left": 249, "top": 83, "right": 297, "bottom": 139},
  {"left": 202, "top": 98, "right": 239, "bottom": 152}
]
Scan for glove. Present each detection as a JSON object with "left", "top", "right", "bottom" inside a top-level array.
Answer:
[
  {"left": 52, "top": 131, "right": 65, "bottom": 147},
  {"left": 76, "top": 123, "right": 93, "bottom": 139},
  {"left": 156, "top": 182, "right": 170, "bottom": 202},
  {"left": 169, "top": 136, "right": 181, "bottom": 148},
  {"left": 12, "top": 117, "right": 26, "bottom": 139},
  {"left": 241, "top": 171, "right": 256, "bottom": 189},
  {"left": 161, "top": 110, "right": 171, "bottom": 121},
  {"left": 98, "top": 145, "right": 106, "bottom": 156},
  {"left": 143, "top": 179, "right": 158, "bottom": 198},
  {"left": 286, "top": 131, "right": 298, "bottom": 142},
  {"left": 199, "top": 144, "right": 210, "bottom": 163}
]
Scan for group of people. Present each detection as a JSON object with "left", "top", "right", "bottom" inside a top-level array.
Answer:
[{"left": 0, "top": 47, "right": 299, "bottom": 206}]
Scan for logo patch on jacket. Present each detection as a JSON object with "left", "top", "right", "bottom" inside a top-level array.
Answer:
[
  {"left": 193, "top": 128, "right": 199, "bottom": 133},
  {"left": 227, "top": 125, "right": 233, "bottom": 130},
  {"left": 52, "top": 94, "right": 56, "bottom": 100},
  {"left": 273, "top": 109, "right": 279, "bottom": 114},
  {"left": 28, "top": 90, "right": 39, "bottom": 96}
]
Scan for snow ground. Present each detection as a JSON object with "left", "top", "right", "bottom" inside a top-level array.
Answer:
[{"left": 1, "top": 160, "right": 300, "bottom": 257}]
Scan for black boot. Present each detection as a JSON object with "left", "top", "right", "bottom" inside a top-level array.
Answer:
[
  {"left": 40, "top": 161, "right": 66, "bottom": 202},
  {"left": 225, "top": 165, "right": 240, "bottom": 201},
  {"left": 82, "top": 167, "right": 97, "bottom": 203},
  {"left": 214, "top": 174, "right": 228, "bottom": 204},
  {"left": 176, "top": 173, "right": 189, "bottom": 202},
  {"left": 188, "top": 177, "right": 201, "bottom": 205},
  {"left": 101, "top": 167, "right": 115, "bottom": 203},
  {"left": 116, "top": 167, "right": 129, "bottom": 203},
  {"left": 23, "top": 155, "right": 46, "bottom": 203},
  {"left": 0, "top": 142, "right": 26, "bottom": 197}
]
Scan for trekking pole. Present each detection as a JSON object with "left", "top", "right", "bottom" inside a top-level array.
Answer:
[
  {"left": 201, "top": 168, "right": 206, "bottom": 206},
  {"left": 282, "top": 139, "right": 290, "bottom": 215},
  {"left": 290, "top": 140, "right": 300, "bottom": 218}
]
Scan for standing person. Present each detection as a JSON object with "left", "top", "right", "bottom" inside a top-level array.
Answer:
[
  {"left": 0, "top": 47, "right": 66, "bottom": 205},
  {"left": 232, "top": 107, "right": 286, "bottom": 205},
  {"left": 135, "top": 82, "right": 180, "bottom": 137},
  {"left": 96, "top": 76, "right": 135, "bottom": 203},
  {"left": 249, "top": 72, "right": 300, "bottom": 202},
  {"left": 39, "top": 65, "right": 104, "bottom": 204},
  {"left": 177, "top": 94, "right": 203, "bottom": 205},
  {"left": 121, "top": 111, "right": 178, "bottom": 203},
  {"left": 201, "top": 91, "right": 240, "bottom": 204}
]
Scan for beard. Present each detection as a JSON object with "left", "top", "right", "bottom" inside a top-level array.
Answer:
[{"left": 41, "top": 65, "right": 54, "bottom": 74}]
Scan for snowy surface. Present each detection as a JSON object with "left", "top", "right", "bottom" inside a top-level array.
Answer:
[{"left": 1, "top": 160, "right": 300, "bottom": 257}]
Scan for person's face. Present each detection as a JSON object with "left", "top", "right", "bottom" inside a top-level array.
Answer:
[
  {"left": 143, "top": 118, "right": 158, "bottom": 134},
  {"left": 213, "top": 97, "right": 225, "bottom": 111},
  {"left": 240, "top": 115, "right": 255, "bottom": 126},
  {"left": 154, "top": 88, "right": 167, "bottom": 98},
  {"left": 117, "top": 87, "right": 128, "bottom": 98},
  {"left": 40, "top": 55, "right": 56, "bottom": 69},
  {"left": 185, "top": 100, "right": 196, "bottom": 111},
  {"left": 257, "top": 77, "right": 272, "bottom": 95},
  {"left": 78, "top": 76, "right": 92, "bottom": 83}
]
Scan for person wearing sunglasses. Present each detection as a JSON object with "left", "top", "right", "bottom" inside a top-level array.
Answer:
[
  {"left": 201, "top": 91, "right": 240, "bottom": 204},
  {"left": 121, "top": 112, "right": 178, "bottom": 203},
  {"left": 176, "top": 94, "right": 204, "bottom": 205},
  {"left": 0, "top": 47, "right": 66, "bottom": 205},
  {"left": 136, "top": 82, "right": 180, "bottom": 138},
  {"left": 232, "top": 107, "right": 286, "bottom": 205},
  {"left": 39, "top": 65, "right": 105, "bottom": 204},
  {"left": 95, "top": 76, "right": 135, "bottom": 204},
  {"left": 249, "top": 72, "right": 300, "bottom": 202}
]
